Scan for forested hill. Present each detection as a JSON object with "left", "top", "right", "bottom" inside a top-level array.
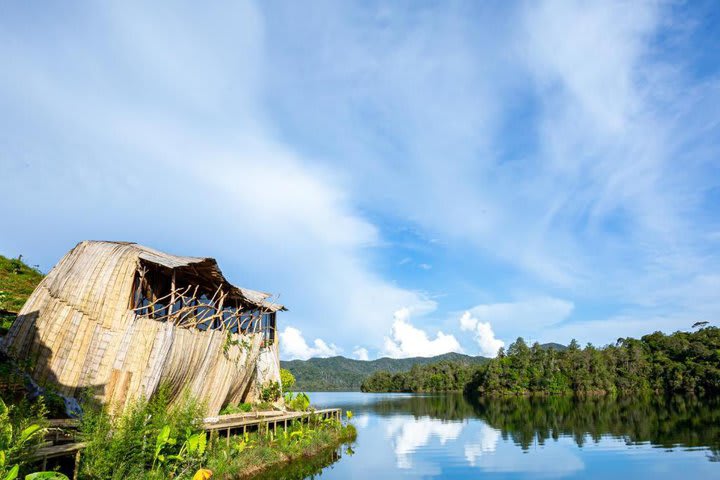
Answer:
[
  {"left": 281, "top": 352, "right": 489, "bottom": 391},
  {"left": 362, "top": 328, "right": 720, "bottom": 396}
]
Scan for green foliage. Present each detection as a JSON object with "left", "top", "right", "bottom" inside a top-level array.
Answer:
[
  {"left": 361, "top": 360, "right": 481, "bottom": 393},
  {"left": 279, "top": 368, "right": 295, "bottom": 390},
  {"left": 78, "top": 387, "right": 207, "bottom": 479},
  {"left": 282, "top": 352, "right": 489, "bottom": 391},
  {"left": 0, "top": 256, "right": 44, "bottom": 314},
  {"left": 361, "top": 327, "right": 720, "bottom": 397},
  {"left": 24, "top": 474, "right": 69, "bottom": 480},
  {"left": 204, "top": 414, "right": 357, "bottom": 479},
  {"left": 260, "top": 381, "right": 281, "bottom": 403},
  {"left": 467, "top": 327, "right": 720, "bottom": 396},
  {"left": 0, "top": 396, "right": 52, "bottom": 479},
  {"left": 282, "top": 392, "right": 310, "bottom": 411}
]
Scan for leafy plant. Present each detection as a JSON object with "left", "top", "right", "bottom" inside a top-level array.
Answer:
[
  {"left": 284, "top": 393, "right": 310, "bottom": 412},
  {"left": 260, "top": 382, "right": 281, "bottom": 403},
  {"left": 0, "top": 397, "right": 51, "bottom": 479},
  {"left": 279, "top": 369, "right": 295, "bottom": 390},
  {"left": 24, "top": 474, "right": 69, "bottom": 480},
  {"left": 78, "top": 386, "right": 208, "bottom": 479}
]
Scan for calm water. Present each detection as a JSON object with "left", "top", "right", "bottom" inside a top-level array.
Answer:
[{"left": 274, "top": 392, "right": 720, "bottom": 479}]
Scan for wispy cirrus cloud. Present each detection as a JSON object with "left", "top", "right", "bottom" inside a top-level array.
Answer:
[{"left": 1, "top": 1, "right": 719, "bottom": 358}]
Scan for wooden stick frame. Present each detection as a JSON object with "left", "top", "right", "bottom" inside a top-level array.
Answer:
[{"left": 133, "top": 282, "right": 278, "bottom": 339}]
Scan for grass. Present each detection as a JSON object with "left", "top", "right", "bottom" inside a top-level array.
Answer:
[
  {"left": 75, "top": 388, "right": 356, "bottom": 479},
  {"left": 0, "top": 254, "right": 44, "bottom": 314}
]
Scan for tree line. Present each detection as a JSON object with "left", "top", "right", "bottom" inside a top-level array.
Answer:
[
  {"left": 361, "top": 326, "right": 720, "bottom": 396},
  {"left": 361, "top": 360, "right": 481, "bottom": 393}
]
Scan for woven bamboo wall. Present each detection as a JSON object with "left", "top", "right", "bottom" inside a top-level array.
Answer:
[{"left": 1, "top": 241, "right": 277, "bottom": 415}]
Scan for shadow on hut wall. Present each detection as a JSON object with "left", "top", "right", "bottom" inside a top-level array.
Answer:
[{"left": 1, "top": 311, "right": 104, "bottom": 417}]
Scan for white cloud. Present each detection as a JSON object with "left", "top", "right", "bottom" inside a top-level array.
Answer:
[
  {"left": 280, "top": 326, "right": 340, "bottom": 360},
  {"left": 469, "top": 297, "right": 574, "bottom": 340},
  {"left": 353, "top": 347, "right": 369, "bottom": 361},
  {"left": 382, "top": 307, "right": 462, "bottom": 358},
  {"left": 2, "top": 1, "right": 719, "bottom": 353},
  {"left": 0, "top": 2, "right": 434, "bottom": 352},
  {"left": 418, "top": 263, "right": 432, "bottom": 270},
  {"left": 459, "top": 312, "right": 504, "bottom": 357}
]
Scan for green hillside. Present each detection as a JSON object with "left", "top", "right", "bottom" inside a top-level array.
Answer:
[
  {"left": 0, "top": 255, "right": 44, "bottom": 333},
  {"left": 0, "top": 255, "right": 43, "bottom": 312},
  {"left": 281, "top": 352, "right": 489, "bottom": 391}
]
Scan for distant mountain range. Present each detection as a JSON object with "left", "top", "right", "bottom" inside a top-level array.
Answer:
[
  {"left": 281, "top": 352, "right": 489, "bottom": 391},
  {"left": 281, "top": 344, "right": 567, "bottom": 391}
]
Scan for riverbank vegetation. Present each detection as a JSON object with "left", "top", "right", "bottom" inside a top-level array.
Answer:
[
  {"left": 1, "top": 385, "right": 355, "bottom": 479},
  {"left": 362, "top": 326, "right": 720, "bottom": 396}
]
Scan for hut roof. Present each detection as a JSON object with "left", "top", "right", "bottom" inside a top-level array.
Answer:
[{"left": 86, "top": 241, "right": 285, "bottom": 312}]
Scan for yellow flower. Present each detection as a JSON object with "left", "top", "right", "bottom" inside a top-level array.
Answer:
[{"left": 193, "top": 468, "right": 213, "bottom": 480}]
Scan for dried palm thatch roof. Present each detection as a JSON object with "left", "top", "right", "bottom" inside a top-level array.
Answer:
[{"left": 1, "top": 241, "right": 284, "bottom": 415}]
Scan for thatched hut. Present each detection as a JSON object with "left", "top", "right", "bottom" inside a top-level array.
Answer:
[{"left": 1, "top": 241, "right": 284, "bottom": 415}]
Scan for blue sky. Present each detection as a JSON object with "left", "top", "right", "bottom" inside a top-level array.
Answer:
[{"left": 1, "top": 1, "right": 719, "bottom": 360}]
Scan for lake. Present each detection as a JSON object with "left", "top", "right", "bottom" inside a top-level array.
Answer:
[{"left": 271, "top": 392, "right": 720, "bottom": 479}]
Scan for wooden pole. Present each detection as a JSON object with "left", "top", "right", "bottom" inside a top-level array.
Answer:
[
  {"left": 73, "top": 451, "right": 80, "bottom": 480},
  {"left": 169, "top": 270, "right": 176, "bottom": 317}
]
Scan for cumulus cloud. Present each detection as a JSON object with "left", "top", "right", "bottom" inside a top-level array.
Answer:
[
  {"left": 459, "top": 312, "right": 504, "bottom": 357},
  {"left": 353, "top": 347, "right": 369, "bottom": 361},
  {"left": 469, "top": 297, "right": 574, "bottom": 340},
  {"left": 382, "top": 308, "right": 462, "bottom": 358},
  {"left": 280, "top": 326, "right": 340, "bottom": 360}
]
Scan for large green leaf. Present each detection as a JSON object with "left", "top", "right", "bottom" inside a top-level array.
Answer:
[
  {"left": 25, "top": 472, "right": 70, "bottom": 479},
  {"left": 186, "top": 433, "right": 206, "bottom": 455},
  {"left": 154, "top": 424, "right": 171, "bottom": 459},
  {"left": 3, "top": 464, "right": 18, "bottom": 480},
  {"left": 18, "top": 425, "right": 42, "bottom": 445}
]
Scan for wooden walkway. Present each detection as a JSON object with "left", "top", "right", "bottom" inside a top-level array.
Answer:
[
  {"left": 29, "top": 408, "right": 343, "bottom": 473},
  {"left": 204, "top": 408, "right": 342, "bottom": 445}
]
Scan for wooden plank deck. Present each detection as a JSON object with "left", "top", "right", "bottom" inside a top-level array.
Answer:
[
  {"left": 31, "top": 442, "right": 87, "bottom": 461},
  {"left": 27, "top": 408, "right": 343, "bottom": 467},
  {"left": 203, "top": 408, "right": 341, "bottom": 431}
]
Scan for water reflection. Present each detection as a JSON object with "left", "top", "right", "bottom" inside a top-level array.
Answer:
[
  {"left": 306, "top": 392, "right": 720, "bottom": 479},
  {"left": 385, "top": 416, "right": 464, "bottom": 468},
  {"left": 470, "top": 394, "right": 720, "bottom": 454}
]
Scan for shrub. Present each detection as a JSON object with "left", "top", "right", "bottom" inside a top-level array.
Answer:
[
  {"left": 280, "top": 369, "right": 295, "bottom": 390},
  {"left": 78, "top": 386, "right": 207, "bottom": 480},
  {"left": 0, "top": 396, "right": 63, "bottom": 479},
  {"left": 283, "top": 392, "right": 310, "bottom": 412},
  {"left": 260, "top": 381, "right": 281, "bottom": 403}
]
